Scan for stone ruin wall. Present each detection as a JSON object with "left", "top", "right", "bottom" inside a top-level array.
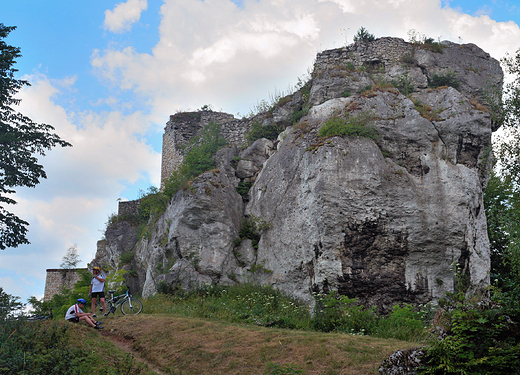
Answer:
[
  {"left": 314, "top": 37, "right": 414, "bottom": 73},
  {"left": 44, "top": 268, "right": 88, "bottom": 301},
  {"left": 160, "top": 110, "right": 255, "bottom": 189},
  {"left": 118, "top": 199, "right": 141, "bottom": 217}
]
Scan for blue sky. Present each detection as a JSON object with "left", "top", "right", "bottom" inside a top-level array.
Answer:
[{"left": 1, "top": 0, "right": 520, "bottom": 308}]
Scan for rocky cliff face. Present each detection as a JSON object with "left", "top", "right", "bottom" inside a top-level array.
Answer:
[{"left": 97, "top": 37, "right": 502, "bottom": 312}]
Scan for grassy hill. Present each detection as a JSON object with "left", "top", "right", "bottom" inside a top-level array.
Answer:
[{"left": 89, "top": 313, "right": 417, "bottom": 375}]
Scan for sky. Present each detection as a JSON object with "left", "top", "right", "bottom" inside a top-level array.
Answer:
[{"left": 1, "top": 0, "right": 520, "bottom": 308}]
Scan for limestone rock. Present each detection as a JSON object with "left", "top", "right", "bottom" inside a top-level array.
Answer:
[
  {"left": 97, "top": 37, "right": 501, "bottom": 311},
  {"left": 378, "top": 348, "right": 425, "bottom": 375}
]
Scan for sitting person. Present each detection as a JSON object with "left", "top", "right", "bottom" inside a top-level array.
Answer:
[{"left": 65, "top": 298, "right": 103, "bottom": 330}]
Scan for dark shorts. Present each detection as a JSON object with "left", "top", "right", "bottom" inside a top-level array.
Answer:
[
  {"left": 67, "top": 317, "right": 79, "bottom": 323},
  {"left": 91, "top": 291, "right": 105, "bottom": 299}
]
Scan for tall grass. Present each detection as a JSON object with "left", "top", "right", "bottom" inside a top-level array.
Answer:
[
  {"left": 147, "top": 283, "right": 313, "bottom": 330},
  {"left": 146, "top": 284, "right": 429, "bottom": 342},
  {"left": 318, "top": 113, "right": 380, "bottom": 141}
]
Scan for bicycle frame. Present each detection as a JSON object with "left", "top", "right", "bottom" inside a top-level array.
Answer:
[{"left": 99, "top": 289, "right": 143, "bottom": 316}]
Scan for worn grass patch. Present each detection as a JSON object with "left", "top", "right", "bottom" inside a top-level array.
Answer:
[{"left": 101, "top": 314, "right": 417, "bottom": 375}]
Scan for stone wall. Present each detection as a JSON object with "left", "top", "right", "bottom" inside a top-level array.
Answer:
[
  {"left": 160, "top": 111, "right": 254, "bottom": 188},
  {"left": 118, "top": 199, "right": 141, "bottom": 217},
  {"left": 44, "top": 268, "right": 88, "bottom": 301}
]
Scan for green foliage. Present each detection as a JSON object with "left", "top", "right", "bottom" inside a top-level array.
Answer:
[
  {"left": 29, "top": 269, "right": 92, "bottom": 320},
  {"left": 418, "top": 292, "right": 520, "bottom": 374},
  {"left": 182, "top": 121, "right": 227, "bottom": 177},
  {"left": 392, "top": 73, "right": 414, "bottom": 96},
  {"left": 148, "top": 283, "right": 313, "bottom": 330},
  {"left": 0, "top": 287, "right": 24, "bottom": 320},
  {"left": 119, "top": 252, "right": 135, "bottom": 266},
  {"left": 120, "top": 121, "right": 228, "bottom": 232},
  {"left": 484, "top": 172, "right": 520, "bottom": 309},
  {"left": 318, "top": 113, "right": 379, "bottom": 140},
  {"left": 353, "top": 27, "right": 376, "bottom": 42},
  {"left": 408, "top": 30, "right": 444, "bottom": 53},
  {"left": 235, "top": 215, "right": 271, "bottom": 250},
  {"left": 420, "top": 37, "right": 444, "bottom": 53},
  {"left": 60, "top": 244, "right": 81, "bottom": 269},
  {"left": 311, "top": 291, "right": 379, "bottom": 335},
  {"left": 428, "top": 70, "right": 460, "bottom": 90},
  {"left": 0, "top": 319, "right": 146, "bottom": 374},
  {"left": 266, "top": 362, "right": 304, "bottom": 375},
  {"left": 0, "top": 24, "right": 72, "bottom": 249},
  {"left": 104, "top": 264, "right": 129, "bottom": 292},
  {"left": 138, "top": 186, "right": 170, "bottom": 224},
  {"left": 236, "top": 180, "right": 253, "bottom": 202},
  {"left": 375, "top": 304, "right": 427, "bottom": 341},
  {"left": 246, "top": 120, "right": 284, "bottom": 145},
  {"left": 163, "top": 121, "right": 227, "bottom": 198},
  {"left": 495, "top": 49, "right": 520, "bottom": 187}
]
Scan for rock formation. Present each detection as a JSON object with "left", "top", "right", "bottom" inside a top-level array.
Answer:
[{"left": 96, "top": 37, "right": 502, "bottom": 312}]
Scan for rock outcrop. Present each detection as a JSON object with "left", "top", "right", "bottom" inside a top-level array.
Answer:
[{"left": 95, "top": 37, "right": 502, "bottom": 312}]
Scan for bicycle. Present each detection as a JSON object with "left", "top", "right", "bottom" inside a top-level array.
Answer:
[{"left": 96, "top": 290, "right": 143, "bottom": 316}]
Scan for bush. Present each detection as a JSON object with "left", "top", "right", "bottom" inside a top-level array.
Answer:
[
  {"left": 418, "top": 292, "right": 520, "bottom": 374},
  {"left": 428, "top": 70, "right": 460, "bottom": 90},
  {"left": 235, "top": 215, "right": 271, "bottom": 249},
  {"left": 420, "top": 37, "right": 444, "bottom": 53},
  {"left": 246, "top": 120, "right": 284, "bottom": 144},
  {"left": 312, "top": 291, "right": 379, "bottom": 335},
  {"left": 376, "top": 304, "right": 427, "bottom": 341},
  {"left": 318, "top": 113, "right": 379, "bottom": 140},
  {"left": 236, "top": 180, "right": 252, "bottom": 202},
  {"left": 392, "top": 73, "right": 414, "bottom": 96}
]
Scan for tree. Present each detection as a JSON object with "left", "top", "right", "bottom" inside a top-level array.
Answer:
[
  {"left": 353, "top": 27, "right": 375, "bottom": 42},
  {"left": 60, "top": 244, "right": 81, "bottom": 269},
  {"left": 0, "top": 24, "right": 71, "bottom": 250},
  {"left": 0, "top": 286, "right": 24, "bottom": 319},
  {"left": 484, "top": 48, "right": 520, "bottom": 306},
  {"left": 495, "top": 48, "right": 520, "bottom": 185}
]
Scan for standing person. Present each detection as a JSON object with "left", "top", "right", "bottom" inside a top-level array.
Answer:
[
  {"left": 65, "top": 298, "right": 103, "bottom": 329},
  {"left": 89, "top": 266, "right": 108, "bottom": 317}
]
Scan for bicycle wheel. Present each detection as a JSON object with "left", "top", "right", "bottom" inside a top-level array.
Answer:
[{"left": 121, "top": 298, "right": 143, "bottom": 315}]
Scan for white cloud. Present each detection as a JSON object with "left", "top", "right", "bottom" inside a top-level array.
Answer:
[
  {"left": 104, "top": 0, "right": 148, "bottom": 33},
  {"left": 90, "top": 0, "right": 520, "bottom": 119},
  {"left": 1, "top": 73, "right": 160, "bottom": 302}
]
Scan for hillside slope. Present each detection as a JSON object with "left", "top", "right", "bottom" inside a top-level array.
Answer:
[{"left": 99, "top": 314, "right": 417, "bottom": 375}]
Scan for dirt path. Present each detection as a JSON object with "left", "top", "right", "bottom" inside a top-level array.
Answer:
[{"left": 101, "top": 329, "right": 166, "bottom": 375}]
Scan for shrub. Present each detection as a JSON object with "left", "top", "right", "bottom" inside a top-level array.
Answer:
[
  {"left": 318, "top": 112, "right": 379, "bottom": 140},
  {"left": 420, "top": 37, "right": 444, "bottom": 53},
  {"left": 235, "top": 215, "right": 271, "bottom": 249},
  {"left": 236, "top": 180, "right": 252, "bottom": 202},
  {"left": 418, "top": 291, "right": 520, "bottom": 374},
  {"left": 376, "top": 304, "right": 427, "bottom": 341},
  {"left": 413, "top": 99, "right": 442, "bottom": 122},
  {"left": 392, "top": 73, "right": 414, "bottom": 96},
  {"left": 428, "top": 70, "right": 460, "bottom": 90},
  {"left": 150, "top": 121, "right": 228, "bottom": 220},
  {"left": 138, "top": 186, "right": 170, "bottom": 223},
  {"left": 312, "top": 291, "right": 379, "bottom": 334},
  {"left": 246, "top": 120, "right": 284, "bottom": 144}
]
